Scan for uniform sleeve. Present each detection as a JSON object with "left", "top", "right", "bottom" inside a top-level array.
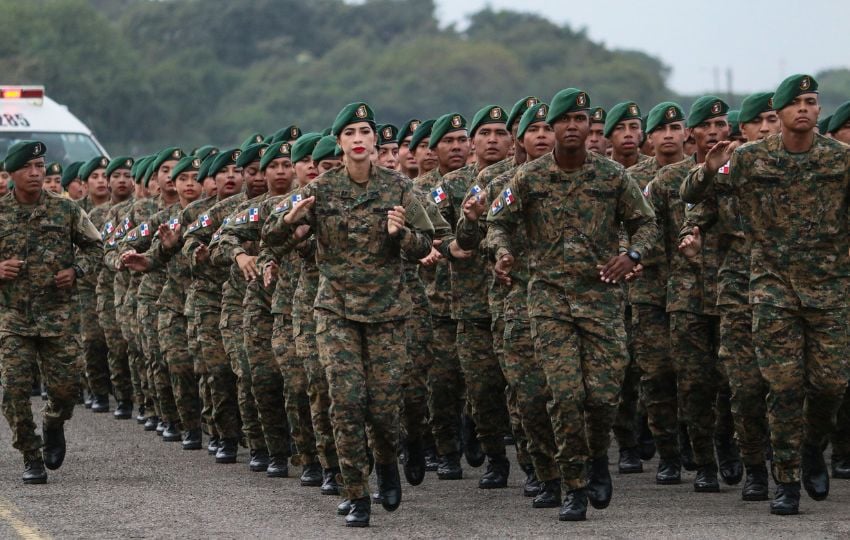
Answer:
[
  {"left": 103, "top": 207, "right": 132, "bottom": 270},
  {"left": 71, "top": 205, "right": 105, "bottom": 277},
  {"left": 680, "top": 163, "right": 716, "bottom": 204},
  {"left": 397, "top": 183, "right": 434, "bottom": 259},
  {"left": 679, "top": 196, "right": 718, "bottom": 242},
  {"left": 261, "top": 185, "right": 315, "bottom": 251},
  {"left": 486, "top": 169, "right": 525, "bottom": 261},
  {"left": 617, "top": 170, "right": 657, "bottom": 258},
  {"left": 455, "top": 179, "right": 489, "bottom": 251}
]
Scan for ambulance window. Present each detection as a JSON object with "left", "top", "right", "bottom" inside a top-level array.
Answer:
[{"left": 0, "top": 132, "right": 103, "bottom": 167}]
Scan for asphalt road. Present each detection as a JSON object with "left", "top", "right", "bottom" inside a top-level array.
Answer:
[{"left": 1, "top": 397, "right": 849, "bottom": 539}]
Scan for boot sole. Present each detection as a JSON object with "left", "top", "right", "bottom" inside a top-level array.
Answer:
[
  {"left": 114, "top": 414, "right": 132, "bottom": 420},
  {"left": 301, "top": 479, "right": 322, "bottom": 487},
  {"left": 437, "top": 473, "right": 463, "bottom": 480},
  {"left": 532, "top": 500, "right": 561, "bottom": 509},
  {"left": 182, "top": 443, "right": 202, "bottom": 451},
  {"left": 742, "top": 492, "right": 769, "bottom": 501},
  {"left": 162, "top": 436, "right": 182, "bottom": 442},
  {"left": 656, "top": 478, "right": 682, "bottom": 485},
  {"left": 478, "top": 483, "right": 508, "bottom": 489},
  {"left": 618, "top": 467, "right": 643, "bottom": 474},
  {"left": 215, "top": 457, "right": 237, "bottom": 464},
  {"left": 558, "top": 513, "right": 586, "bottom": 521},
  {"left": 267, "top": 471, "right": 289, "bottom": 478},
  {"left": 694, "top": 485, "right": 721, "bottom": 493},
  {"left": 23, "top": 477, "right": 47, "bottom": 485},
  {"left": 770, "top": 507, "right": 799, "bottom": 515},
  {"left": 345, "top": 521, "right": 369, "bottom": 528},
  {"left": 91, "top": 409, "right": 110, "bottom": 413}
]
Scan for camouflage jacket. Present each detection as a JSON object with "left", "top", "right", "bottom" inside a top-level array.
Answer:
[
  {"left": 487, "top": 151, "right": 656, "bottom": 320},
  {"left": 627, "top": 157, "right": 667, "bottom": 307},
  {"left": 77, "top": 200, "right": 111, "bottom": 296},
  {"left": 413, "top": 168, "right": 453, "bottom": 318},
  {"left": 95, "top": 197, "right": 134, "bottom": 312},
  {"left": 121, "top": 201, "right": 177, "bottom": 303}
]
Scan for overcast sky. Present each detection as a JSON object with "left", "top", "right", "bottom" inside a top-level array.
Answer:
[{"left": 432, "top": 0, "right": 850, "bottom": 95}]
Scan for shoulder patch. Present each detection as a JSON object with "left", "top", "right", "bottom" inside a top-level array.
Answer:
[{"left": 431, "top": 186, "right": 447, "bottom": 204}]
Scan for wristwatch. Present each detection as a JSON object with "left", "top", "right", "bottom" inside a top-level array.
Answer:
[
  {"left": 626, "top": 250, "right": 641, "bottom": 264},
  {"left": 73, "top": 265, "right": 85, "bottom": 279}
]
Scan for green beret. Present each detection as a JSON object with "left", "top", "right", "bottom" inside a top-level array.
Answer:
[
  {"left": 151, "top": 147, "right": 185, "bottom": 177},
  {"left": 377, "top": 124, "right": 399, "bottom": 146},
  {"left": 739, "top": 92, "right": 774, "bottom": 124},
  {"left": 321, "top": 127, "right": 332, "bottom": 137},
  {"left": 240, "top": 133, "right": 265, "bottom": 151},
  {"left": 291, "top": 132, "right": 323, "bottom": 163},
  {"left": 727, "top": 110, "right": 741, "bottom": 137},
  {"left": 603, "top": 101, "right": 642, "bottom": 138},
  {"left": 312, "top": 135, "right": 342, "bottom": 164},
  {"left": 208, "top": 148, "right": 242, "bottom": 178},
  {"left": 129, "top": 156, "right": 147, "bottom": 183},
  {"left": 517, "top": 103, "right": 549, "bottom": 140},
  {"left": 818, "top": 115, "right": 832, "bottom": 134},
  {"left": 396, "top": 119, "right": 421, "bottom": 144},
  {"left": 193, "top": 145, "right": 219, "bottom": 162},
  {"left": 236, "top": 143, "right": 267, "bottom": 168},
  {"left": 546, "top": 88, "right": 591, "bottom": 124},
  {"left": 171, "top": 155, "right": 201, "bottom": 180},
  {"left": 409, "top": 119, "right": 435, "bottom": 151},
  {"left": 80, "top": 156, "right": 110, "bottom": 182},
  {"left": 687, "top": 96, "right": 729, "bottom": 128},
  {"left": 827, "top": 101, "right": 850, "bottom": 133},
  {"left": 429, "top": 113, "right": 467, "bottom": 149},
  {"left": 259, "top": 141, "right": 293, "bottom": 171},
  {"left": 331, "top": 102, "right": 375, "bottom": 137},
  {"left": 60, "top": 161, "right": 83, "bottom": 188},
  {"left": 271, "top": 125, "right": 302, "bottom": 144},
  {"left": 45, "top": 162, "right": 63, "bottom": 177},
  {"left": 590, "top": 107, "right": 607, "bottom": 124},
  {"left": 469, "top": 105, "right": 508, "bottom": 137},
  {"left": 105, "top": 156, "right": 133, "bottom": 180},
  {"left": 773, "top": 74, "right": 818, "bottom": 111},
  {"left": 506, "top": 96, "right": 540, "bottom": 133},
  {"left": 645, "top": 102, "right": 686, "bottom": 134},
  {"left": 3, "top": 140, "right": 46, "bottom": 173},
  {"left": 142, "top": 158, "right": 159, "bottom": 188}
]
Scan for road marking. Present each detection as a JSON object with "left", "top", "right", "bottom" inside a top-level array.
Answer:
[{"left": 0, "top": 497, "right": 49, "bottom": 540}]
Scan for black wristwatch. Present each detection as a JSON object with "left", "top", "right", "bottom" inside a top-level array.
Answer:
[{"left": 626, "top": 250, "right": 641, "bottom": 264}]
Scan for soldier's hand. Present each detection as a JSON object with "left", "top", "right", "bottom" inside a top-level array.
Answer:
[
  {"left": 263, "top": 260, "right": 279, "bottom": 288},
  {"left": 195, "top": 244, "right": 210, "bottom": 264},
  {"left": 387, "top": 206, "right": 406, "bottom": 237},
  {"left": 419, "top": 240, "right": 444, "bottom": 266},
  {"left": 0, "top": 258, "right": 24, "bottom": 280},
  {"left": 494, "top": 253, "right": 515, "bottom": 286},
  {"left": 599, "top": 253, "right": 635, "bottom": 284},
  {"left": 121, "top": 252, "right": 151, "bottom": 272},
  {"left": 678, "top": 227, "right": 702, "bottom": 259},
  {"left": 462, "top": 194, "right": 488, "bottom": 222},
  {"left": 624, "top": 263, "right": 644, "bottom": 282},
  {"left": 159, "top": 223, "right": 180, "bottom": 249},
  {"left": 236, "top": 253, "right": 259, "bottom": 281},
  {"left": 448, "top": 240, "right": 473, "bottom": 260},
  {"left": 54, "top": 268, "right": 76, "bottom": 289},
  {"left": 283, "top": 196, "right": 315, "bottom": 225},
  {"left": 704, "top": 140, "right": 740, "bottom": 173},
  {"left": 293, "top": 224, "right": 312, "bottom": 244}
]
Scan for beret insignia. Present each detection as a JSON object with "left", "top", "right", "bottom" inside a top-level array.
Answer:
[
  {"left": 489, "top": 107, "right": 502, "bottom": 120},
  {"left": 258, "top": 147, "right": 267, "bottom": 157},
  {"left": 291, "top": 127, "right": 299, "bottom": 139},
  {"left": 536, "top": 105, "right": 548, "bottom": 119},
  {"left": 410, "top": 120, "right": 420, "bottom": 132},
  {"left": 710, "top": 101, "right": 722, "bottom": 115},
  {"left": 592, "top": 108, "right": 603, "bottom": 121},
  {"left": 383, "top": 127, "right": 393, "bottom": 139},
  {"left": 355, "top": 105, "right": 367, "bottom": 119},
  {"left": 526, "top": 97, "right": 538, "bottom": 108},
  {"left": 767, "top": 97, "right": 774, "bottom": 109},
  {"left": 192, "top": 158, "right": 201, "bottom": 168},
  {"left": 800, "top": 76, "right": 811, "bottom": 91},
  {"left": 665, "top": 106, "right": 677, "bottom": 120},
  {"left": 172, "top": 149, "right": 181, "bottom": 159},
  {"left": 33, "top": 143, "right": 42, "bottom": 155},
  {"left": 231, "top": 150, "right": 241, "bottom": 161},
  {"left": 576, "top": 93, "right": 588, "bottom": 107},
  {"left": 280, "top": 143, "right": 290, "bottom": 154},
  {"left": 628, "top": 104, "right": 639, "bottom": 116},
  {"left": 125, "top": 158, "right": 132, "bottom": 167},
  {"left": 451, "top": 115, "right": 462, "bottom": 128},
  {"left": 101, "top": 157, "right": 109, "bottom": 168}
]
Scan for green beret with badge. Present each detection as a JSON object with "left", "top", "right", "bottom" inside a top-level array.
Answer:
[
  {"left": 377, "top": 124, "right": 399, "bottom": 146},
  {"left": 271, "top": 125, "right": 302, "bottom": 144},
  {"left": 506, "top": 96, "right": 540, "bottom": 133},
  {"left": 193, "top": 145, "right": 219, "bottom": 162},
  {"left": 197, "top": 153, "right": 217, "bottom": 182},
  {"left": 332, "top": 102, "right": 375, "bottom": 136},
  {"left": 517, "top": 102, "right": 549, "bottom": 140},
  {"left": 603, "top": 101, "right": 642, "bottom": 138},
  {"left": 208, "top": 148, "right": 242, "bottom": 177},
  {"left": 291, "top": 132, "right": 323, "bottom": 164},
  {"left": 590, "top": 107, "right": 607, "bottom": 125},
  {"left": 130, "top": 156, "right": 150, "bottom": 183},
  {"left": 80, "top": 156, "right": 109, "bottom": 182},
  {"left": 687, "top": 96, "right": 729, "bottom": 128},
  {"left": 60, "top": 161, "right": 83, "bottom": 188},
  {"left": 772, "top": 74, "right": 818, "bottom": 111},
  {"left": 827, "top": 101, "right": 850, "bottom": 133},
  {"left": 151, "top": 147, "right": 185, "bottom": 176},
  {"left": 727, "top": 110, "right": 742, "bottom": 137},
  {"left": 738, "top": 92, "right": 774, "bottom": 124},
  {"left": 469, "top": 105, "right": 507, "bottom": 137},
  {"left": 236, "top": 142, "right": 268, "bottom": 168},
  {"left": 396, "top": 119, "right": 421, "bottom": 145},
  {"left": 45, "top": 162, "right": 63, "bottom": 177},
  {"left": 645, "top": 102, "right": 685, "bottom": 134},
  {"left": 546, "top": 88, "right": 591, "bottom": 124},
  {"left": 240, "top": 133, "right": 265, "bottom": 151},
  {"left": 409, "top": 119, "right": 435, "bottom": 152},
  {"left": 105, "top": 156, "right": 133, "bottom": 179},
  {"left": 3, "top": 140, "right": 46, "bottom": 173},
  {"left": 260, "top": 140, "right": 293, "bottom": 171},
  {"left": 171, "top": 155, "right": 201, "bottom": 179},
  {"left": 312, "top": 135, "right": 342, "bottom": 164},
  {"left": 142, "top": 158, "right": 159, "bottom": 188},
  {"left": 429, "top": 113, "right": 467, "bottom": 149}
]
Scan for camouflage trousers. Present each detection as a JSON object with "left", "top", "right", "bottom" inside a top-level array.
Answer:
[
  {"left": 118, "top": 285, "right": 149, "bottom": 413},
  {"left": 613, "top": 306, "right": 642, "bottom": 451},
  {"left": 157, "top": 309, "right": 201, "bottom": 431},
  {"left": 630, "top": 304, "right": 678, "bottom": 459},
  {"left": 0, "top": 332, "right": 80, "bottom": 458},
  {"left": 531, "top": 314, "right": 628, "bottom": 490},
  {"left": 315, "top": 310, "right": 404, "bottom": 501},
  {"left": 139, "top": 300, "right": 177, "bottom": 423},
  {"left": 753, "top": 304, "right": 850, "bottom": 483},
  {"left": 456, "top": 318, "right": 509, "bottom": 457},
  {"left": 196, "top": 309, "right": 240, "bottom": 440},
  {"left": 220, "top": 304, "right": 264, "bottom": 451},
  {"left": 96, "top": 292, "right": 133, "bottom": 404},
  {"left": 492, "top": 315, "right": 531, "bottom": 469},
  {"left": 427, "top": 316, "right": 464, "bottom": 456},
  {"left": 669, "top": 311, "right": 721, "bottom": 467},
  {"left": 273, "top": 314, "right": 317, "bottom": 466},
  {"left": 833, "top": 385, "right": 850, "bottom": 457},
  {"left": 80, "top": 290, "right": 110, "bottom": 398},
  {"left": 402, "top": 306, "right": 435, "bottom": 445},
  {"left": 294, "top": 313, "right": 337, "bottom": 469},
  {"left": 501, "top": 315, "right": 558, "bottom": 481},
  {"left": 243, "top": 306, "right": 291, "bottom": 458},
  {"left": 187, "top": 308, "right": 216, "bottom": 438}
]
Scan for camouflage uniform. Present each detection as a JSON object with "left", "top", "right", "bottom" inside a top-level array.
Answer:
[
  {"left": 79, "top": 201, "right": 112, "bottom": 399},
  {"left": 0, "top": 191, "right": 103, "bottom": 459},
  {"left": 487, "top": 152, "right": 657, "bottom": 490},
  {"left": 262, "top": 164, "right": 434, "bottom": 501}
]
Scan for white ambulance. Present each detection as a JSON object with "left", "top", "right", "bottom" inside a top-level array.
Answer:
[{"left": 0, "top": 85, "right": 108, "bottom": 166}]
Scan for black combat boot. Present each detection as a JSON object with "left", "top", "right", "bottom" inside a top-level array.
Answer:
[
  {"left": 532, "top": 479, "right": 561, "bottom": 508},
  {"left": 741, "top": 463, "right": 769, "bottom": 501},
  {"left": 693, "top": 463, "right": 720, "bottom": 493},
  {"left": 403, "top": 438, "right": 426, "bottom": 486},
  {"left": 23, "top": 456, "right": 47, "bottom": 485},
  {"left": 716, "top": 434, "right": 743, "bottom": 485},
  {"left": 655, "top": 457, "right": 682, "bottom": 485},
  {"left": 586, "top": 455, "right": 612, "bottom": 509},
  {"left": 300, "top": 461, "right": 323, "bottom": 486},
  {"left": 249, "top": 449, "right": 270, "bottom": 472},
  {"left": 802, "top": 443, "right": 829, "bottom": 501},
  {"left": 215, "top": 438, "right": 238, "bottom": 464},
  {"left": 375, "top": 462, "right": 402, "bottom": 511},
  {"left": 424, "top": 445, "right": 439, "bottom": 472},
  {"left": 91, "top": 395, "right": 110, "bottom": 413},
  {"left": 113, "top": 401, "right": 133, "bottom": 420},
  {"left": 135, "top": 405, "right": 146, "bottom": 424},
  {"left": 161, "top": 422, "right": 182, "bottom": 442},
  {"left": 266, "top": 455, "right": 289, "bottom": 478},
  {"left": 522, "top": 464, "right": 542, "bottom": 497},
  {"left": 832, "top": 454, "right": 850, "bottom": 479},
  {"left": 181, "top": 429, "right": 202, "bottom": 451},
  {"left": 207, "top": 435, "right": 220, "bottom": 455},
  {"left": 461, "top": 414, "right": 485, "bottom": 467},
  {"left": 437, "top": 452, "right": 463, "bottom": 480},
  {"left": 617, "top": 447, "right": 643, "bottom": 474},
  {"left": 478, "top": 453, "right": 510, "bottom": 489},
  {"left": 559, "top": 488, "right": 588, "bottom": 521},
  {"left": 42, "top": 423, "right": 66, "bottom": 471},
  {"left": 345, "top": 497, "right": 371, "bottom": 527},
  {"left": 337, "top": 499, "right": 351, "bottom": 516},
  {"left": 143, "top": 415, "right": 159, "bottom": 432},
  {"left": 770, "top": 482, "right": 800, "bottom": 515},
  {"left": 321, "top": 467, "right": 340, "bottom": 495}
]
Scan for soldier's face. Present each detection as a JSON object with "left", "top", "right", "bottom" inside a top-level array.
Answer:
[
  {"left": 202, "top": 176, "right": 217, "bottom": 198},
  {"left": 778, "top": 93, "right": 820, "bottom": 134},
  {"left": 215, "top": 165, "right": 242, "bottom": 197},
  {"left": 691, "top": 116, "right": 729, "bottom": 154},
  {"left": 66, "top": 179, "right": 86, "bottom": 200},
  {"left": 242, "top": 162, "right": 265, "bottom": 194},
  {"left": 316, "top": 158, "right": 342, "bottom": 173},
  {"left": 473, "top": 123, "right": 511, "bottom": 165},
  {"left": 377, "top": 143, "right": 399, "bottom": 169},
  {"left": 520, "top": 122, "right": 556, "bottom": 160},
  {"left": 609, "top": 119, "right": 642, "bottom": 156},
  {"left": 552, "top": 111, "right": 591, "bottom": 151},
  {"left": 11, "top": 158, "right": 46, "bottom": 196},
  {"left": 741, "top": 111, "right": 781, "bottom": 142},
  {"left": 833, "top": 121, "right": 850, "bottom": 145},
  {"left": 414, "top": 140, "right": 438, "bottom": 174},
  {"left": 294, "top": 156, "right": 318, "bottom": 188},
  {"left": 157, "top": 160, "right": 179, "bottom": 196},
  {"left": 586, "top": 123, "right": 607, "bottom": 153},
  {"left": 338, "top": 122, "right": 377, "bottom": 164},
  {"left": 0, "top": 175, "right": 8, "bottom": 196},
  {"left": 88, "top": 169, "right": 108, "bottom": 198},
  {"left": 648, "top": 121, "right": 687, "bottom": 157},
  {"left": 175, "top": 172, "right": 201, "bottom": 203},
  {"left": 264, "top": 157, "right": 294, "bottom": 194},
  {"left": 43, "top": 175, "right": 62, "bottom": 194},
  {"left": 398, "top": 136, "right": 418, "bottom": 174},
  {"left": 436, "top": 131, "right": 470, "bottom": 172}
]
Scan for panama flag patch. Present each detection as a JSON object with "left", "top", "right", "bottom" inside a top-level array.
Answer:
[
  {"left": 504, "top": 188, "right": 516, "bottom": 206},
  {"left": 140, "top": 223, "right": 150, "bottom": 237},
  {"left": 249, "top": 207, "right": 259, "bottom": 222},
  {"left": 200, "top": 214, "right": 212, "bottom": 228},
  {"left": 718, "top": 160, "right": 730, "bottom": 175},
  {"left": 431, "top": 186, "right": 447, "bottom": 204},
  {"left": 169, "top": 217, "right": 179, "bottom": 230},
  {"left": 491, "top": 197, "right": 504, "bottom": 215}
]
